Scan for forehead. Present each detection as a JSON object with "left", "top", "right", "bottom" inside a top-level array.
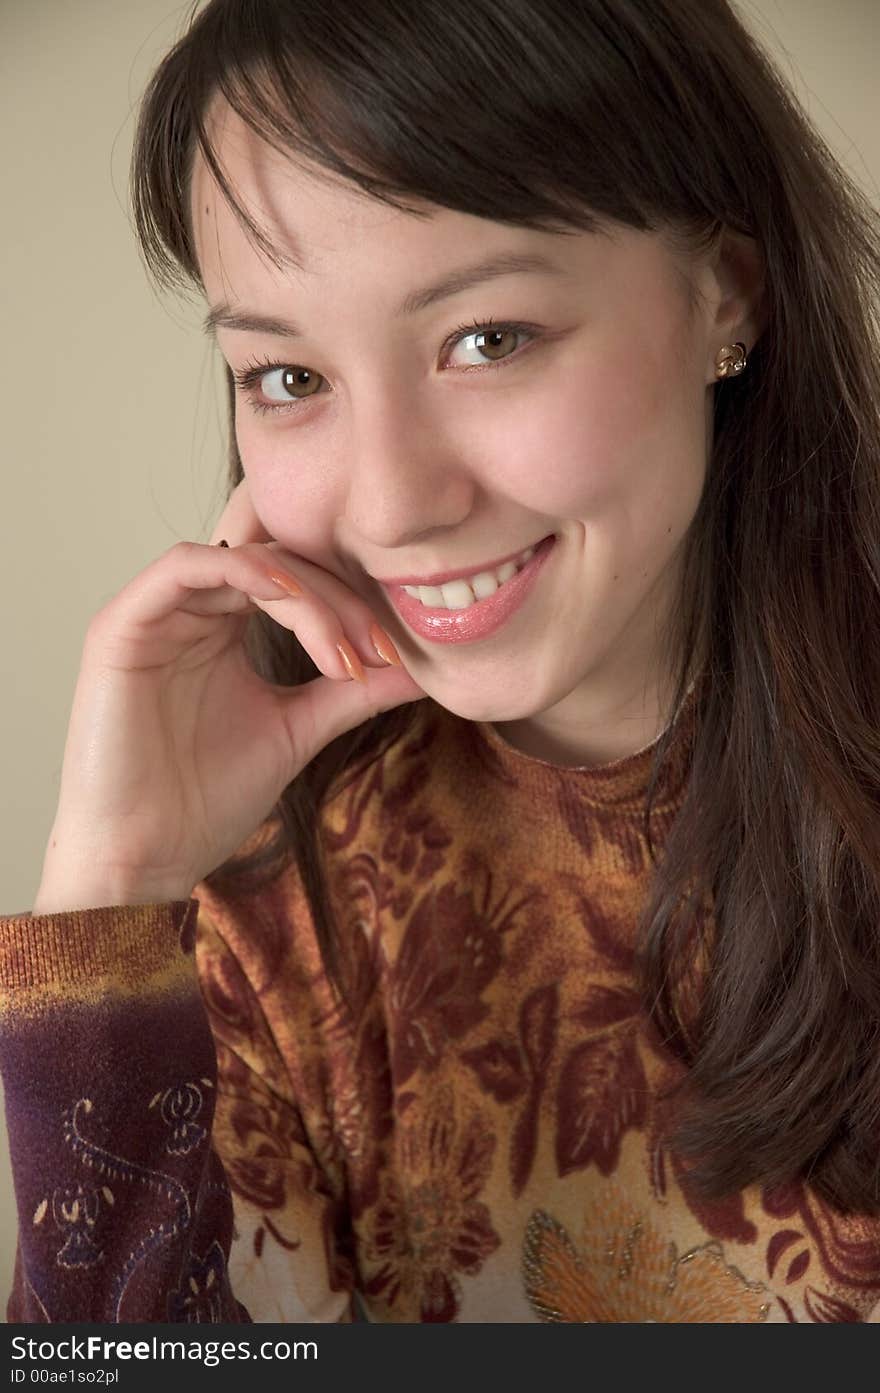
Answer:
[
  {"left": 190, "top": 101, "right": 471, "bottom": 293},
  {"left": 189, "top": 98, "right": 688, "bottom": 314}
]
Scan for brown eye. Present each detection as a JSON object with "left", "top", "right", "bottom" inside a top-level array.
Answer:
[
  {"left": 474, "top": 328, "right": 519, "bottom": 361},
  {"left": 447, "top": 323, "right": 531, "bottom": 369},
  {"left": 261, "top": 366, "right": 323, "bottom": 402}
]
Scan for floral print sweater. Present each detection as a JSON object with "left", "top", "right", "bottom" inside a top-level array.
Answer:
[{"left": 2, "top": 689, "right": 880, "bottom": 1324}]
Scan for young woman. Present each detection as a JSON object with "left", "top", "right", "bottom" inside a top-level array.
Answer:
[{"left": 2, "top": 0, "right": 880, "bottom": 1323}]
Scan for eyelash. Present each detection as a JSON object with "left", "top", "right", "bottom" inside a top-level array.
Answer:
[{"left": 230, "top": 317, "right": 541, "bottom": 417}]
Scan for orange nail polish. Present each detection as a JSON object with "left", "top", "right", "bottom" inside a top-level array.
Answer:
[
  {"left": 368, "top": 622, "right": 402, "bottom": 667},
  {"left": 336, "top": 638, "right": 366, "bottom": 683},
  {"left": 264, "top": 567, "right": 303, "bottom": 597}
]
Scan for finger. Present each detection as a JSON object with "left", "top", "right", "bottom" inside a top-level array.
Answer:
[
  {"left": 208, "top": 477, "right": 274, "bottom": 547},
  {"left": 96, "top": 541, "right": 395, "bottom": 686},
  {"left": 185, "top": 541, "right": 403, "bottom": 673},
  {"left": 251, "top": 542, "right": 405, "bottom": 671}
]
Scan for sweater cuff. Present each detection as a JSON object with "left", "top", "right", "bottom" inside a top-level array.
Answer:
[{"left": 0, "top": 899, "right": 200, "bottom": 997}]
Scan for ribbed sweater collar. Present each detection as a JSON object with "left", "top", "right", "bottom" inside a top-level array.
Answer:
[{"left": 458, "top": 681, "right": 698, "bottom": 815}]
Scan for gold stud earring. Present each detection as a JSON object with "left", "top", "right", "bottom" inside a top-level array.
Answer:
[{"left": 714, "top": 341, "right": 748, "bottom": 380}]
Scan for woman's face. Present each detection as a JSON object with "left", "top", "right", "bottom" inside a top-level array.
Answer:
[{"left": 191, "top": 105, "right": 756, "bottom": 762}]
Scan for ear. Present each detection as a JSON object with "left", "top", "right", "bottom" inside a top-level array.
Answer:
[
  {"left": 208, "top": 477, "right": 276, "bottom": 546},
  {"left": 706, "top": 226, "right": 767, "bottom": 375}
]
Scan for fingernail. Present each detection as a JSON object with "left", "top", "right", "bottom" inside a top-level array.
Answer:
[
  {"left": 264, "top": 567, "right": 303, "bottom": 598},
  {"left": 368, "top": 622, "right": 402, "bottom": 666},
  {"left": 336, "top": 638, "right": 366, "bottom": 683}
]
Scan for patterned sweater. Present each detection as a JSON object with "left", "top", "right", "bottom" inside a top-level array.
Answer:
[{"left": 2, "top": 689, "right": 880, "bottom": 1324}]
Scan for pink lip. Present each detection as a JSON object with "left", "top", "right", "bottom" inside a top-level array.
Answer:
[
  {"left": 372, "top": 535, "right": 555, "bottom": 587},
  {"left": 382, "top": 534, "right": 557, "bottom": 645}
]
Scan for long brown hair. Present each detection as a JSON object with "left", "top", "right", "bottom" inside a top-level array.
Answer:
[{"left": 130, "top": 0, "right": 880, "bottom": 1212}]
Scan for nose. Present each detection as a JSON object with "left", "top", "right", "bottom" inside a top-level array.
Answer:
[{"left": 342, "top": 386, "right": 475, "bottom": 550}]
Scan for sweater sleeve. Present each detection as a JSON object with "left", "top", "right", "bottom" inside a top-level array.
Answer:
[{"left": 0, "top": 898, "right": 355, "bottom": 1324}]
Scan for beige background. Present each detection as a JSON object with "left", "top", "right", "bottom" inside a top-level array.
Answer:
[{"left": 1, "top": 0, "right": 877, "bottom": 1316}]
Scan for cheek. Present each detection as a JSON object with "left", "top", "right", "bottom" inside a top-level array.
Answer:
[
  {"left": 234, "top": 416, "right": 338, "bottom": 549},
  {"left": 475, "top": 335, "right": 699, "bottom": 520}
]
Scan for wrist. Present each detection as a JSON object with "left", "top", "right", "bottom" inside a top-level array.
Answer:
[
  {"left": 35, "top": 837, "right": 194, "bottom": 914},
  {"left": 33, "top": 870, "right": 194, "bottom": 916}
]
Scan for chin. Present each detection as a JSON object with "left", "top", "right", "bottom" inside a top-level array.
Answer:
[{"left": 422, "top": 684, "right": 540, "bottom": 726}]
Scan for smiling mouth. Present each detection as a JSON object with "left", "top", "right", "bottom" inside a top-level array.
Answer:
[
  {"left": 372, "top": 533, "right": 556, "bottom": 590},
  {"left": 382, "top": 532, "right": 558, "bottom": 643},
  {"left": 396, "top": 541, "right": 546, "bottom": 611}
]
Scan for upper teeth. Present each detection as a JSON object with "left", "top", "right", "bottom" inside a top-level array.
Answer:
[{"left": 402, "top": 545, "right": 536, "bottom": 610}]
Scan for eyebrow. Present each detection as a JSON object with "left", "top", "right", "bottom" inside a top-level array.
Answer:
[{"left": 202, "top": 251, "right": 568, "bottom": 338}]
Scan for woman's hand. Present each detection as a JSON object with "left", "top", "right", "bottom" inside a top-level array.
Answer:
[{"left": 35, "top": 479, "right": 425, "bottom": 909}]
